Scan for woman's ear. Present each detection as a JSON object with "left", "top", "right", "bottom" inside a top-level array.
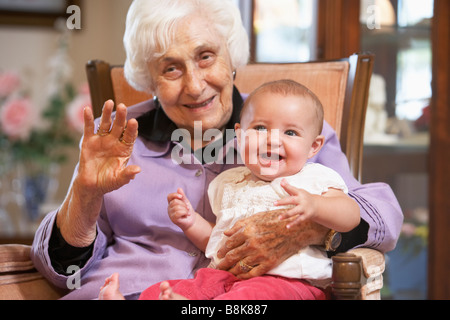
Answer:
[{"left": 308, "top": 135, "right": 325, "bottom": 159}]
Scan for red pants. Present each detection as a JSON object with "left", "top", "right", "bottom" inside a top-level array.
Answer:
[{"left": 139, "top": 268, "right": 327, "bottom": 300}]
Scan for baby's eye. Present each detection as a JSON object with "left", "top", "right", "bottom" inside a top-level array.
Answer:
[
  {"left": 285, "top": 130, "right": 298, "bottom": 136},
  {"left": 254, "top": 125, "right": 267, "bottom": 132}
]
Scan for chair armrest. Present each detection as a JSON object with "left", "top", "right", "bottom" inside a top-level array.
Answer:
[
  {"left": 348, "top": 248, "right": 385, "bottom": 300},
  {"left": 0, "top": 244, "right": 65, "bottom": 300},
  {"left": 331, "top": 248, "right": 385, "bottom": 300},
  {"left": 0, "top": 244, "right": 35, "bottom": 274}
]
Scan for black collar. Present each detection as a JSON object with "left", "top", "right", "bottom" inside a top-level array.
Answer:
[{"left": 137, "top": 86, "right": 244, "bottom": 143}]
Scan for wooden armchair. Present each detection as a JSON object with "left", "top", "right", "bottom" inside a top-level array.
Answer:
[
  {"left": 0, "top": 53, "right": 384, "bottom": 300},
  {"left": 85, "top": 53, "right": 384, "bottom": 300}
]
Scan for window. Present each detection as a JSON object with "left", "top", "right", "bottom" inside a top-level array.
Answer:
[
  {"left": 361, "top": 0, "right": 434, "bottom": 121},
  {"left": 252, "top": 0, "right": 317, "bottom": 62},
  {"left": 396, "top": 0, "right": 433, "bottom": 120}
]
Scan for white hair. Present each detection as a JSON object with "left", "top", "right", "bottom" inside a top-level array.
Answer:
[{"left": 123, "top": 0, "right": 250, "bottom": 93}]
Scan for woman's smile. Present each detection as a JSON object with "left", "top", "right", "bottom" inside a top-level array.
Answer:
[{"left": 183, "top": 96, "right": 216, "bottom": 109}]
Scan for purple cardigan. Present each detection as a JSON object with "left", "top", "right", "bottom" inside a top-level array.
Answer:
[{"left": 31, "top": 98, "right": 403, "bottom": 300}]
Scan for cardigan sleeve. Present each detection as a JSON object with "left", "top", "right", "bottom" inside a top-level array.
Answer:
[
  {"left": 30, "top": 152, "right": 110, "bottom": 288},
  {"left": 30, "top": 206, "right": 109, "bottom": 289},
  {"left": 312, "top": 122, "right": 403, "bottom": 253}
]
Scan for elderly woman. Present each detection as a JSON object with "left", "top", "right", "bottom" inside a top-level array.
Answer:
[{"left": 31, "top": 0, "right": 402, "bottom": 300}]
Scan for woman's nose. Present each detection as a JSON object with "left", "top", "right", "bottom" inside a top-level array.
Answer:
[{"left": 183, "top": 66, "right": 206, "bottom": 98}]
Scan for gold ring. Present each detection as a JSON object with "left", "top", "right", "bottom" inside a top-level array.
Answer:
[
  {"left": 97, "top": 124, "right": 110, "bottom": 136},
  {"left": 97, "top": 130, "right": 110, "bottom": 137},
  {"left": 239, "top": 260, "right": 253, "bottom": 273},
  {"left": 97, "top": 123, "right": 111, "bottom": 136},
  {"left": 120, "top": 139, "right": 134, "bottom": 147}
]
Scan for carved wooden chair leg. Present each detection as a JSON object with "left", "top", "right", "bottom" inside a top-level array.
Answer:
[{"left": 331, "top": 253, "right": 362, "bottom": 300}]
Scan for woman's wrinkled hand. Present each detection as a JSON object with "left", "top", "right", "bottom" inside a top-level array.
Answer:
[
  {"left": 57, "top": 100, "right": 141, "bottom": 247},
  {"left": 78, "top": 100, "right": 141, "bottom": 197},
  {"left": 215, "top": 209, "right": 328, "bottom": 279}
]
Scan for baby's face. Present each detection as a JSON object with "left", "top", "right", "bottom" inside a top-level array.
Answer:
[{"left": 236, "top": 92, "right": 323, "bottom": 181}]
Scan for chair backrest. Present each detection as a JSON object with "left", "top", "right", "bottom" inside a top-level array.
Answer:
[{"left": 86, "top": 53, "right": 374, "bottom": 181}]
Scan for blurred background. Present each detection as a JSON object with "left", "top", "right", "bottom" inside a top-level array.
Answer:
[
  {"left": 0, "top": 0, "right": 132, "bottom": 237},
  {"left": 0, "top": 0, "right": 448, "bottom": 300}
]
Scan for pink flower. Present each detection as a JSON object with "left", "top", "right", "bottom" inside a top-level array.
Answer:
[
  {"left": 401, "top": 223, "right": 417, "bottom": 237},
  {"left": 0, "top": 71, "right": 21, "bottom": 98},
  {"left": 0, "top": 97, "right": 37, "bottom": 140},
  {"left": 78, "top": 83, "right": 90, "bottom": 95},
  {"left": 66, "top": 85, "right": 92, "bottom": 133}
]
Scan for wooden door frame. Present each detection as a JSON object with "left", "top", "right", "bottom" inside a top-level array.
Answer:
[
  {"left": 316, "top": 0, "right": 361, "bottom": 60},
  {"left": 428, "top": 0, "right": 450, "bottom": 300}
]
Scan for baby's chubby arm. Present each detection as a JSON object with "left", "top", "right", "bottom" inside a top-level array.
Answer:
[
  {"left": 275, "top": 179, "right": 360, "bottom": 232},
  {"left": 167, "top": 188, "right": 214, "bottom": 252}
]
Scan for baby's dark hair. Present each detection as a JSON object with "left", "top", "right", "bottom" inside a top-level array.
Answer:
[{"left": 240, "top": 79, "right": 324, "bottom": 135}]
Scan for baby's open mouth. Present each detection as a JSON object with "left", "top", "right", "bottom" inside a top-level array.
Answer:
[{"left": 259, "top": 152, "right": 283, "bottom": 166}]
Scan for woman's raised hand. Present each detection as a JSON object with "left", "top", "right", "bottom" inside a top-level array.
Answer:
[
  {"left": 80, "top": 100, "right": 141, "bottom": 197},
  {"left": 57, "top": 100, "right": 141, "bottom": 247}
]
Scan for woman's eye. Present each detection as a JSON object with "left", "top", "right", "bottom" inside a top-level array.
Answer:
[
  {"left": 163, "top": 65, "right": 182, "bottom": 79},
  {"left": 164, "top": 66, "right": 177, "bottom": 73},
  {"left": 201, "top": 53, "right": 211, "bottom": 60},
  {"left": 199, "top": 52, "right": 216, "bottom": 67}
]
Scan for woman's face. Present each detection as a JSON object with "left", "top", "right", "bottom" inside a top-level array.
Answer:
[{"left": 148, "top": 16, "right": 234, "bottom": 142}]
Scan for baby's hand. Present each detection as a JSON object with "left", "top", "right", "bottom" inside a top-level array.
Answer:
[
  {"left": 274, "top": 179, "right": 318, "bottom": 229},
  {"left": 167, "top": 188, "right": 196, "bottom": 230}
]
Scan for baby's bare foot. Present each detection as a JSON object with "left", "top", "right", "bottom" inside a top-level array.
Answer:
[
  {"left": 159, "top": 281, "right": 188, "bottom": 300},
  {"left": 99, "top": 273, "right": 125, "bottom": 300}
]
